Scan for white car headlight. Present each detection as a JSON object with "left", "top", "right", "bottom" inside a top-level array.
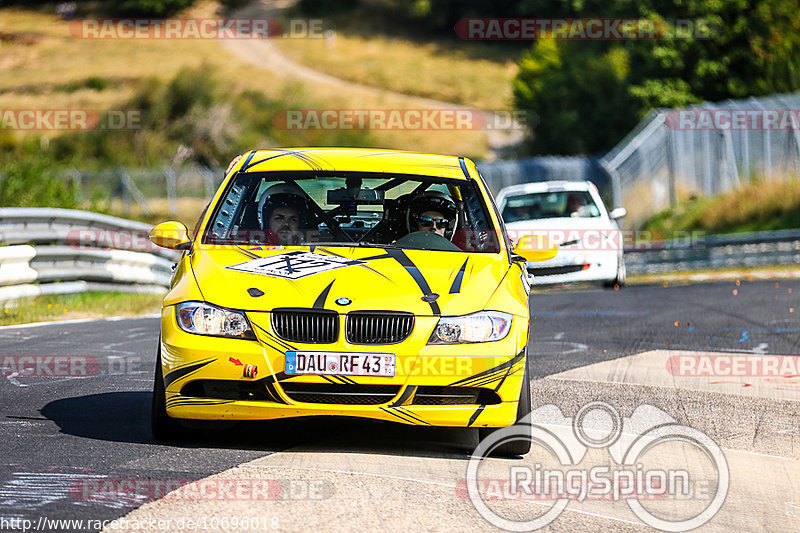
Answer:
[
  {"left": 428, "top": 311, "right": 513, "bottom": 344},
  {"left": 175, "top": 301, "right": 256, "bottom": 340}
]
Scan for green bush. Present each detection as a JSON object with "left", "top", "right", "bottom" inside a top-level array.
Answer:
[
  {"left": 0, "top": 157, "right": 77, "bottom": 208},
  {"left": 117, "top": 0, "right": 196, "bottom": 17},
  {"left": 1, "top": 65, "right": 376, "bottom": 174}
]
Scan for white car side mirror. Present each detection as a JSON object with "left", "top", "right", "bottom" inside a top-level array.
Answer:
[{"left": 609, "top": 207, "right": 627, "bottom": 220}]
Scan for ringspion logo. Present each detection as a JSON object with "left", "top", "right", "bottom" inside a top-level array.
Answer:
[{"left": 466, "top": 401, "right": 729, "bottom": 531}]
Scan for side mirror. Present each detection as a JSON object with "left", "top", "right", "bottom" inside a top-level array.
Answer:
[
  {"left": 149, "top": 221, "right": 192, "bottom": 250},
  {"left": 512, "top": 234, "right": 557, "bottom": 263},
  {"left": 609, "top": 207, "right": 627, "bottom": 220}
]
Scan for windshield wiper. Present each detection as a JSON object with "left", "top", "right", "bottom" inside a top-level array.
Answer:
[{"left": 310, "top": 241, "right": 401, "bottom": 249}]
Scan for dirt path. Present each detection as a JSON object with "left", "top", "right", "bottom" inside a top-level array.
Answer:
[{"left": 220, "top": 0, "right": 524, "bottom": 160}]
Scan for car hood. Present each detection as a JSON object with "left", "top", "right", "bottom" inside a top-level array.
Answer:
[
  {"left": 190, "top": 245, "right": 509, "bottom": 315},
  {"left": 504, "top": 216, "right": 617, "bottom": 246}
]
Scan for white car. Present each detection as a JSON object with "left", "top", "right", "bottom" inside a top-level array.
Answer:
[{"left": 495, "top": 181, "right": 627, "bottom": 287}]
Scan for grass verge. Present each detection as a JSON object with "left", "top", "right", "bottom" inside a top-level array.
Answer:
[
  {"left": 627, "top": 264, "right": 800, "bottom": 286},
  {"left": 643, "top": 178, "right": 800, "bottom": 235},
  {"left": 274, "top": 31, "right": 518, "bottom": 110},
  {"left": 0, "top": 3, "right": 488, "bottom": 161},
  {"left": 0, "top": 291, "right": 164, "bottom": 326}
]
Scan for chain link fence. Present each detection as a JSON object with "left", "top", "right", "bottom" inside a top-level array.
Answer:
[
  {"left": 602, "top": 90, "right": 800, "bottom": 226},
  {"left": 479, "top": 90, "right": 800, "bottom": 227},
  {"left": 66, "top": 165, "right": 224, "bottom": 221},
  {"left": 476, "top": 156, "right": 610, "bottom": 197}
]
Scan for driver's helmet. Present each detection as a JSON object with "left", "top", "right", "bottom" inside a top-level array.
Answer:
[
  {"left": 257, "top": 182, "right": 311, "bottom": 230},
  {"left": 406, "top": 191, "right": 458, "bottom": 240}
]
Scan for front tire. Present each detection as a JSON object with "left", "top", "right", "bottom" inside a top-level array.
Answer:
[
  {"left": 478, "top": 364, "right": 532, "bottom": 457},
  {"left": 604, "top": 254, "right": 626, "bottom": 288},
  {"left": 151, "top": 347, "right": 181, "bottom": 441}
]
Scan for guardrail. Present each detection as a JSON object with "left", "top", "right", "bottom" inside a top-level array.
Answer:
[
  {"left": 624, "top": 228, "right": 800, "bottom": 274},
  {"left": 0, "top": 208, "right": 178, "bottom": 302}
]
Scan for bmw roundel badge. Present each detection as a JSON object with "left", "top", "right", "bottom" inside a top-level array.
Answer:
[{"left": 335, "top": 297, "right": 352, "bottom": 306}]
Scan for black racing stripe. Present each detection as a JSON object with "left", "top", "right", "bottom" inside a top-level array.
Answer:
[
  {"left": 235, "top": 246, "right": 260, "bottom": 259},
  {"left": 463, "top": 374, "right": 506, "bottom": 388},
  {"left": 167, "top": 399, "right": 233, "bottom": 407},
  {"left": 313, "top": 281, "right": 335, "bottom": 309},
  {"left": 493, "top": 364, "right": 515, "bottom": 392},
  {"left": 468, "top": 405, "right": 486, "bottom": 427},
  {"left": 286, "top": 150, "right": 320, "bottom": 169},
  {"left": 351, "top": 252, "right": 396, "bottom": 280},
  {"left": 240, "top": 151, "right": 257, "bottom": 171},
  {"left": 251, "top": 323, "right": 295, "bottom": 352},
  {"left": 395, "top": 407, "right": 429, "bottom": 425},
  {"left": 385, "top": 249, "right": 441, "bottom": 315},
  {"left": 242, "top": 151, "right": 291, "bottom": 171},
  {"left": 449, "top": 258, "right": 469, "bottom": 294},
  {"left": 447, "top": 349, "right": 525, "bottom": 387},
  {"left": 263, "top": 371, "right": 290, "bottom": 384},
  {"left": 360, "top": 265, "right": 393, "bottom": 281},
  {"left": 163, "top": 359, "right": 215, "bottom": 389},
  {"left": 458, "top": 157, "right": 470, "bottom": 179},
  {"left": 321, "top": 375, "right": 339, "bottom": 384},
  {"left": 265, "top": 381, "right": 288, "bottom": 404},
  {"left": 337, "top": 375, "right": 358, "bottom": 385},
  {"left": 389, "top": 386, "right": 417, "bottom": 407},
  {"left": 380, "top": 407, "right": 420, "bottom": 425}
]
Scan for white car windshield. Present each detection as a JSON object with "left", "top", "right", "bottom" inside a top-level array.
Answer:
[{"left": 502, "top": 190, "right": 601, "bottom": 221}]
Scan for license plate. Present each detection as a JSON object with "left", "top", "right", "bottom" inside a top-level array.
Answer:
[{"left": 285, "top": 351, "right": 396, "bottom": 377}]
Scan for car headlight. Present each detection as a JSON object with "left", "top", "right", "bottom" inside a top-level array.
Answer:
[
  {"left": 175, "top": 301, "right": 256, "bottom": 340},
  {"left": 428, "top": 311, "right": 512, "bottom": 344}
]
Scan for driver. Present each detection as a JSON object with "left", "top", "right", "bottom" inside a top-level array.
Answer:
[
  {"left": 406, "top": 191, "right": 458, "bottom": 240},
  {"left": 258, "top": 182, "right": 312, "bottom": 245}
]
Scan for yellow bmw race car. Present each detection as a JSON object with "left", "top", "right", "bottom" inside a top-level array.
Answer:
[{"left": 149, "top": 148, "right": 556, "bottom": 455}]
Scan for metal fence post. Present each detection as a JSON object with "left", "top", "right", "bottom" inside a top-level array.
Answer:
[{"left": 164, "top": 167, "right": 177, "bottom": 217}]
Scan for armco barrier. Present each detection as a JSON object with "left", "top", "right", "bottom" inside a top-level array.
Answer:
[
  {"left": 624, "top": 228, "right": 800, "bottom": 274},
  {"left": 0, "top": 208, "right": 178, "bottom": 302}
]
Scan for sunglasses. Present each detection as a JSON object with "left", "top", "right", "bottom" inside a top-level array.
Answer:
[{"left": 419, "top": 216, "right": 450, "bottom": 228}]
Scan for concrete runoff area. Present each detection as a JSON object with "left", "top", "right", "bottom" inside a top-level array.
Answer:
[{"left": 102, "top": 348, "right": 800, "bottom": 532}]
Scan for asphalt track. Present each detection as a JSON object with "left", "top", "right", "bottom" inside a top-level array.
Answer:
[{"left": 0, "top": 279, "right": 798, "bottom": 532}]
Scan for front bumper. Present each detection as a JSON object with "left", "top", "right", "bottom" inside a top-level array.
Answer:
[
  {"left": 159, "top": 307, "right": 528, "bottom": 428},
  {"left": 528, "top": 249, "right": 618, "bottom": 285}
]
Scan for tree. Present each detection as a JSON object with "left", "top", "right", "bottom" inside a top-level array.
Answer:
[{"left": 513, "top": 0, "right": 800, "bottom": 154}]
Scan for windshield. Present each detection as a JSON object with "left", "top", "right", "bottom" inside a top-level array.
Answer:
[
  {"left": 502, "top": 190, "right": 600, "bottom": 221},
  {"left": 202, "top": 171, "right": 501, "bottom": 253}
]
